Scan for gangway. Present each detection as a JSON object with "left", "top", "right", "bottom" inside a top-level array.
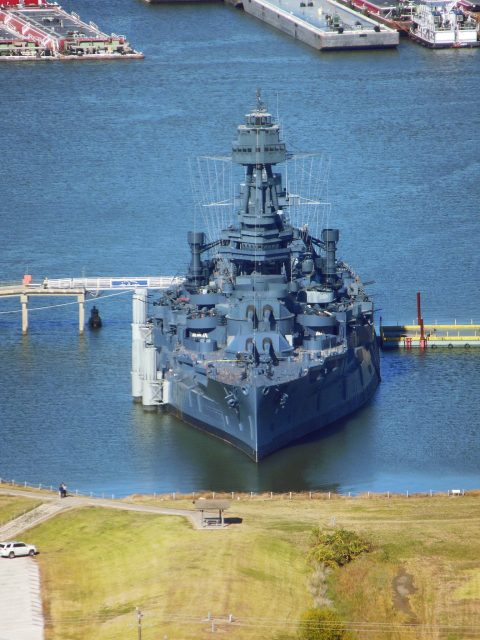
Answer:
[{"left": 0, "top": 276, "right": 184, "bottom": 334}]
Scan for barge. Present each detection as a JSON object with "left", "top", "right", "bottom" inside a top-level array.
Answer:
[
  {"left": 0, "top": 0, "right": 143, "bottom": 60},
  {"left": 409, "top": 0, "right": 479, "bottom": 47},
  {"left": 242, "top": 0, "right": 399, "bottom": 50},
  {"left": 336, "top": 0, "right": 416, "bottom": 33}
]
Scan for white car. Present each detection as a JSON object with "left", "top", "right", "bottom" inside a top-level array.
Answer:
[{"left": 0, "top": 541, "right": 37, "bottom": 559}]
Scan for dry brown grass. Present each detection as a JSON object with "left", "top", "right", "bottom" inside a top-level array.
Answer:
[{"left": 7, "top": 488, "right": 480, "bottom": 640}]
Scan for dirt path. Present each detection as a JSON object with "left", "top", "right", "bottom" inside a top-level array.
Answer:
[{"left": 0, "top": 488, "right": 203, "bottom": 533}]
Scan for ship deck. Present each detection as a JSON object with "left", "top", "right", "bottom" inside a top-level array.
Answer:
[
  {"left": 184, "top": 342, "right": 348, "bottom": 387},
  {"left": 8, "top": 7, "right": 107, "bottom": 41},
  {"left": 0, "top": 2, "right": 143, "bottom": 60},
  {"left": 242, "top": 0, "right": 399, "bottom": 49}
]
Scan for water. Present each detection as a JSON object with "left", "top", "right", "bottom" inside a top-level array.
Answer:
[{"left": 0, "top": 0, "right": 479, "bottom": 496}]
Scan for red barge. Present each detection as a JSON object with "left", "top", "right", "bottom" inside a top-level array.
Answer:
[
  {"left": 0, "top": 0, "right": 143, "bottom": 60},
  {"left": 336, "top": 0, "right": 416, "bottom": 32}
]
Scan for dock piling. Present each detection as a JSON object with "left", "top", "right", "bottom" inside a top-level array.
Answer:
[{"left": 21, "top": 294, "right": 28, "bottom": 334}]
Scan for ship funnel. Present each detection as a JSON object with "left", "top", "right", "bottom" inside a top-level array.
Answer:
[
  {"left": 322, "top": 228, "right": 339, "bottom": 285},
  {"left": 187, "top": 231, "right": 206, "bottom": 284}
]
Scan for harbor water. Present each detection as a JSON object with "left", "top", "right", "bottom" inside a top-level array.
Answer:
[{"left": 0, "top": 0, "right": 479, "bottom": 496}]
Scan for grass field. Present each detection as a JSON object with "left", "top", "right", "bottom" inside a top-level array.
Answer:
[
  {"left": 0, "top": 493, "right": 42, "bottom": 526},
  {"left": 7, "top": 490, "right": 480, "bottom": 640}
]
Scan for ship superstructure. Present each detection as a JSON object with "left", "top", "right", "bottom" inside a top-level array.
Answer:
[
  {"left": 132, "top": 94, "right": 381, "bottom": 461},
  {"left": 409, "top": 0, "right": 479, "bottom": 46}
]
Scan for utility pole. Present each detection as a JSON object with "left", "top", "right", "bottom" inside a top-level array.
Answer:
[{"left": 136, "top": 607, "right": 143, "bottom": 640}]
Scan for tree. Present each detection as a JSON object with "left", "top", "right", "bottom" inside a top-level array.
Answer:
[
  {"left": 308, "top": 527, "right": 371, "bottom": 568},
  {"left": 297, "top": 608, "right": 350, "bottom": 640}
]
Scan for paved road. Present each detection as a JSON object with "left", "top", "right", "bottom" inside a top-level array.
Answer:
[
  {"left": 0, "top": 488, "right": 208, "bottom": 640},
  {"left": 0, "top": 557, "right": 44, "bottom": 640}
]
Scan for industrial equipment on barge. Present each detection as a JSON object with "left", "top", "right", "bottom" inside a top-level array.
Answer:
[{"left": 0, "top": 0, "right": 143, "bottom": 59}]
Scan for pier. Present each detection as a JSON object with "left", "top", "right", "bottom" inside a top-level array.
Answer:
[
  {"left": 380, "top": 322, "right": 480, "bottom": 349},
  {"left": 0, "top": 0, "right": 143, "bottom": 60},
  {"left": 380, "top": 292, "right": 480, "bottom": 349},
  {"left": 0, "top": 276, "right": 182, "bottom": 334}
]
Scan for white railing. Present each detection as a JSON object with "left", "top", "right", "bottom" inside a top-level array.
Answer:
[
  {"left": 0, "top": 477, "right": 471, "bottom": 502},
  {"left": 27, "top": 276, "right": 185, "bottom": 291}
]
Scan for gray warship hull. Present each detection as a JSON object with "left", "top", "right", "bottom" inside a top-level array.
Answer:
[
  {"left": 166, "top": 343, "right": 379, "bottom": 460},
  {"left": 132, "top": 93, "right": 381, "bottom": 461}
]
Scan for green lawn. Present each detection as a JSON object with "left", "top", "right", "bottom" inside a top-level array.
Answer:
[
  {"left": 0, "top": 494, "right": 42, "bottom": 527},
  {"left": 22, "top": 493, "right": 480, "bottom": 640}
]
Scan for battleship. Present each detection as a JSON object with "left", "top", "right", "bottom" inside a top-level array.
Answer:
[{"left": 132, "top": 93, "right": 381, "bottom": 461}]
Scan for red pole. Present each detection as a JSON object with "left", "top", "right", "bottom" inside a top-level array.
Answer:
[
  {"left": 417, "top": 291, "right": 426, "bottom": 348},
  {"left": 416, "top": 291, "right": 422, "bottom": 326}
]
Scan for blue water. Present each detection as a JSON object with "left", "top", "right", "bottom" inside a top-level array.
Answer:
[{"left": 0, "top": 0, "right": 479, "bottom": 496}]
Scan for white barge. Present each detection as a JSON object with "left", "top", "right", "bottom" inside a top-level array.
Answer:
[{"left": 242, "top": 0, "right": 399, "bottom": 49}]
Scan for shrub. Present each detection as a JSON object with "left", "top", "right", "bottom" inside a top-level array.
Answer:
[
  {"left": 297, "top": 607, "right": 350, "bottom": 640},
  {"left": 308, "top": 527, "right": 371, "bottom": 568}
]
